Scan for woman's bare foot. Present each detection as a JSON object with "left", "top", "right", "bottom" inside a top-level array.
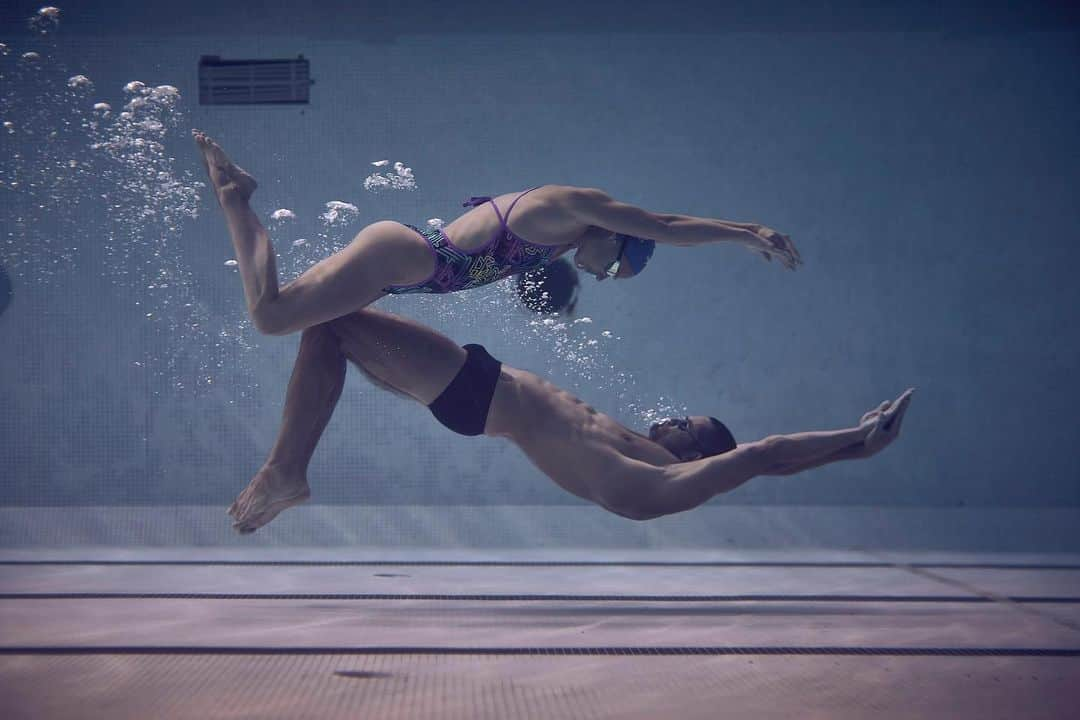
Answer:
[
  {"left": 228, "top": 465, "right": 311, "bottom": 535},
  {"left": 192, "top": 129, "right": 258, "bottom": 205},
  {"left": 862, "top": 388, "right": 915, "bottom": 456}
]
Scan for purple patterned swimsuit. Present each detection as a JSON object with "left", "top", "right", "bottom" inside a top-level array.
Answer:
[{"left": 384, "top": 186, "right": 558, "bottom": 294}]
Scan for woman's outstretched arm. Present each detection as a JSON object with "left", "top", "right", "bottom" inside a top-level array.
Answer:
[{"left": 563, "top": 186, "right": 801, "bottom": 269}]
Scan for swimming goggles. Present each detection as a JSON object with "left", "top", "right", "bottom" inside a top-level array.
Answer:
[{"left": 604, "top": 235, "right": 629, "bottom": 278}]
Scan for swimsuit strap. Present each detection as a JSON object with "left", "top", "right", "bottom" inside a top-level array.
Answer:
[
  {"left": 503, "top": 185, "right": 541, "bottom": 222},
  {"left": 461, "top": 186, "right": 542, "bottom": 234}
]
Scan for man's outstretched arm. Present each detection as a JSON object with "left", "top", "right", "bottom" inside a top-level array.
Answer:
[
  {"left": 765, "top": 442, "right": 869, "bottom": 476},
  {"left": 628, "top": 391, "right": 913, "bottom": 521},
  {"left": 628, "top": 427, "right": 871, "bottom": 521}
]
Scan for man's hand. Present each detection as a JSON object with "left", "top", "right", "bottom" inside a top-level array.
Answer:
[{"left": 745, "top": 225, "right": 802, "bottom": 271}]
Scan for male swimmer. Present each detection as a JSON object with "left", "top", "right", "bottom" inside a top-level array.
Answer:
[
  {"left": 228, "top": 307, "right": 913, "bottom": 533},
  {"left": 193, "top": 130, "right": 802, "bottom": 337}
]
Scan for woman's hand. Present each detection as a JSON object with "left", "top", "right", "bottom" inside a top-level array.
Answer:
[{"left": 745, "top": 225, "right": 802, "bottom": 271}]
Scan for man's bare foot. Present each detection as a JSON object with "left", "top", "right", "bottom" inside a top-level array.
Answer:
[
  {"left": 862, "top": 388, "right": 915, "bottom": 456},
  {"left": 192, "top": 129, "right": 258, "bottom": 206},
  {"left": 228, "top": 464, "right": 311, "bottom": 535}
]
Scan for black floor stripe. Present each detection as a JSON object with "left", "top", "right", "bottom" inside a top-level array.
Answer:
[
  {"left": 1, "top": 560, "right": 1078, "bottom": 569},
  {"left": 1, "top": 592, "right": 1076, "bottom": 603},
  {"left": 0, "top": 646, "right": 1076, "bottom": 657}
]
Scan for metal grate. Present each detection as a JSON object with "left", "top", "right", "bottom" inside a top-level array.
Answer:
[{"left": 198, "top": 55, "right": 314, "bottom": 105}]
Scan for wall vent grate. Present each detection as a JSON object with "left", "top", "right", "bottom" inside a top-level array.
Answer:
[{"left": 198, "top": 55, "right": 313, "bottom": 105}]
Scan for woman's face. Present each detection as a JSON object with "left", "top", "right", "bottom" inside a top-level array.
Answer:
[{"left": 573, "top": 230, "right": 632, "bottom": 280}]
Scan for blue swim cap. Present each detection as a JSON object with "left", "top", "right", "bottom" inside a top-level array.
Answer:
[{"left": 613, "top": 233, "right": 656, "bottom": 276}]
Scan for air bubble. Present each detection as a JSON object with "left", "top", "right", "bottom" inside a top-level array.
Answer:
[{"left": 320, "top": 201, "right": 359, "bottom": 226}]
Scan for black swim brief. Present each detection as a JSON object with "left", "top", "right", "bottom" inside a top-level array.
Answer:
[{"left": 428, "top": 343, "right": 502, "bottom": 437}]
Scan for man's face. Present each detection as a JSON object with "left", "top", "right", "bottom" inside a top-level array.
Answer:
[
  {"left": 573, "top": 232, "right": 634, "bottom": 281},
  {"left": 648, "top": 416, "right": 711, "bottom": 461}
]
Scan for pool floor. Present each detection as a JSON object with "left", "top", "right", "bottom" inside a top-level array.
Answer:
[{"left": 0, "top": 548, "right": 1077, "bottom": 719}]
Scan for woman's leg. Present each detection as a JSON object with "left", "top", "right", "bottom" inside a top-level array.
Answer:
[{"left": 194, "top": 131, "right": 433, "bottom": 336}]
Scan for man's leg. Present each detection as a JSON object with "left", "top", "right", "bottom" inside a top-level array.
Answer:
[
  {"left": 325, "top": 309, "right": 467, "bottom": 405},
  {"left": 265, "top": 326, "right": 348, "bottom": 475},
  {"left": 229, "top": 323, "right": 347, "bottom": 534},
  {"left": 229, "top": 309, "right": 470, "bottom": 534}
]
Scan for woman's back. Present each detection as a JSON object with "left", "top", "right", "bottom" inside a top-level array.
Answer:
[{"left": 443, "top": 184, "right": 587, "bottom": 253}]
